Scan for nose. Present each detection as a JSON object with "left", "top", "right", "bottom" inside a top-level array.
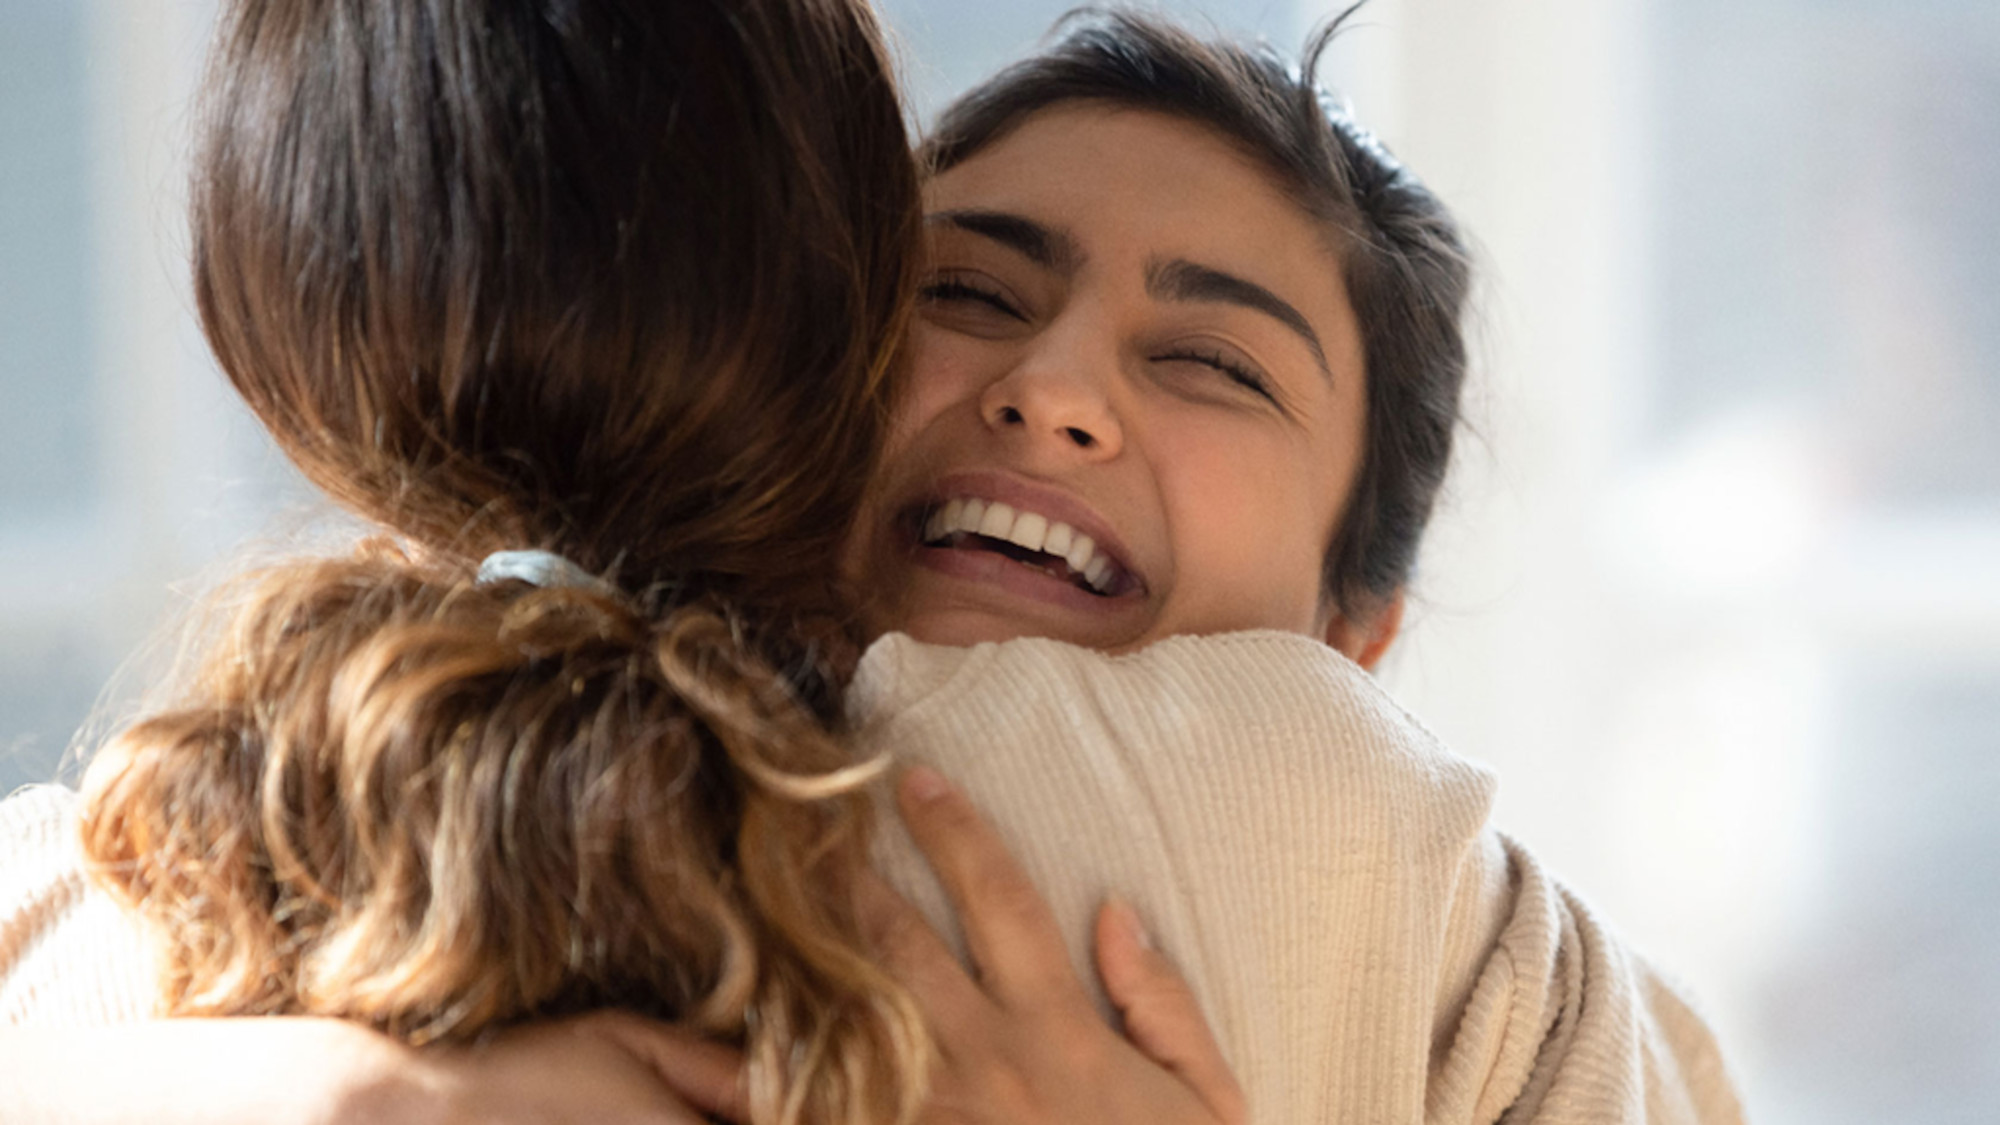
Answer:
[{"left": 976, "top": 329, "right": 1124, "bottom": 459}]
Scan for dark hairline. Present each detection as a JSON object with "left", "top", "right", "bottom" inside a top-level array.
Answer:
[
  {"left": 922, "top": 8, "right": 1471, "bottom": 618},
  {"left": 929, "top": 203, "right": 1336, "bottom": 382}
]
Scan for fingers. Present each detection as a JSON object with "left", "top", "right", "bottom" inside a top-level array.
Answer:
[
  {"left": 1094, "top": 900, "right": 1246, "bottom": 1125},
  {"left": 853, "top": 866, "right": 990, "bottom": 1043},
  {"left": 588, "top": 1013, "right": 752, "bottom": 1124},
  {"left": 895, "top": 766, "right": 1080, "bottom": 1010}
]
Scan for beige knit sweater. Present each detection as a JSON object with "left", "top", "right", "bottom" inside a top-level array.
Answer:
[{"left": 1, "top": 630, "right": 1743, "bottom": 1123}]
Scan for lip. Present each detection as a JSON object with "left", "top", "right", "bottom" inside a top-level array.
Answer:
[{"left": 893, "top": 469, "right": 1148, "bottom": 610}]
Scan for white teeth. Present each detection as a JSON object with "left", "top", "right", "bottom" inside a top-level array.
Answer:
[
  {"left": 1065, "top": 534, "right": 1096, "bottom": 576},
  {"left": 922, "top": 497, "right": 1122, "bottom": 593},
  {"left": 923, "top": 498, "right": 964, "bottom": 544},
  {"left": 1083, "top": 555, "right": 1110, "bottom": 590},
  {"left": 978, "top": 501, "right": 1016, "bottom": 539},
  {"left": 1007, "top": 511, "right": 1048, "bottom": 552},
  {"left": 1043, "top": 521, "right": 1074, "bottom": 558}
]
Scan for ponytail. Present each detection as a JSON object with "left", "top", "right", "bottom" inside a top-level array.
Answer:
[
  {"left": 79, "top": 0, "right": 931, "bottom": 1117},
  {"left": 83, "top": 542, "right": 926, "bottom": 1121}
]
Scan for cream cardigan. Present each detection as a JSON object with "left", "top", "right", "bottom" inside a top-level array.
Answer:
[{"left": 1, "top": 631, "right": 1743, "bottom": 1124}]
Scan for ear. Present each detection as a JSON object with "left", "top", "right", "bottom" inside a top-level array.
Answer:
[{"left": 1321, "top": 590, "right": 1405, "bottom": 671}]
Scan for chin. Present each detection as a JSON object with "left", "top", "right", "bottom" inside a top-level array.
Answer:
[{"left": 892, "top": 608, "right": 1122, "bottom": 652}]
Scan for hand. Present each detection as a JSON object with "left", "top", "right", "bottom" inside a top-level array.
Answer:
[
  {"left": 865, "top": 764, "right": 1247, "bottom": 1125},
  {"left": 397, "top": 1011, "right": 748, "bottom": 1125},
  {"left": 0, "top": 1013, "right": 746, "bottom": 1125},
  {"left": 366, "top": 763, "right": 1242, "bottom": 1125}
]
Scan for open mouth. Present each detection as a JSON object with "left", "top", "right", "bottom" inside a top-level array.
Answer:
[{"left": 909, "top": 496, "right": 1136, "bottom": 598}]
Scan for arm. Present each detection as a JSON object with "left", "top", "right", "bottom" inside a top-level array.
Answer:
[
  {"left": 0, "top": 1020, "right": 409, "bottom": 1125},
  {"left": 868, "top": 765, "right": 1245, "bottom": 1125},
  {"left": 0, "top": 1014, "right": 743, "bottom": 1125},
  {"left": 0, "top": 771, "right": 1239, "bottom": 1125}
]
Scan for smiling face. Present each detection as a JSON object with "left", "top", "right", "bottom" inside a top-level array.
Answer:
[{"left": 843, "top": 105, "right": 1375, "bottom": 654}]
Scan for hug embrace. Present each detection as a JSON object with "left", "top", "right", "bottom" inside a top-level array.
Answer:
[{"left": 0, "top": 2, "right": 1747, "bottom": 1123}]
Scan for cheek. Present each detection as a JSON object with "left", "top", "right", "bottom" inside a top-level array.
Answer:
[
  {"left": 897, "top": 322, "right": 995, "bottom": 433},
  {"left": 1157, "top": 421, "right": 1335, "bottom": 628}
]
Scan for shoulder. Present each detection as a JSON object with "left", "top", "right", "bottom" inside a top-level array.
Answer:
[
  {"left": 0, "top": 785, "right": 83, "bottom": 888},
  {"left": 0, "top": 785, "right": 157, "bottom": 1027},
  {"left": 850, "top": 630, "right": 1496, "bottom": 837},
  {"left": 852, "top": 628, "right": 1414, "bottom": 729}
]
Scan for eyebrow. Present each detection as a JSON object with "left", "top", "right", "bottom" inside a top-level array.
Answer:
[
  {"left": 928, "top": 208, "right": 1333, "bottom": 384},
  {"left": 927, "top": 209, "right": 1082, "bottom": 275},
  {"left": 1147, "top": 259, "right": 1332, "bottom": 381}
]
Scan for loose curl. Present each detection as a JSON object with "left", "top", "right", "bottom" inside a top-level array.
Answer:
[
  {"left": 84, "top": 545, "right": 921, "bottom": 1122},
  {"left": 77, "top": 2, "right": 927, "bottom": 1123}
]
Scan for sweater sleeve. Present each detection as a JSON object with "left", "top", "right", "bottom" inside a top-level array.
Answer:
[
  {"left": 1423, "top": 834, "right": 1748, "bottom": 1125},
  {"left": 850, "top": 630, "right": 1747, "bottom": 1125},
  {"left": 0, "top": 786, "right": 156, "bottom": 1026}
]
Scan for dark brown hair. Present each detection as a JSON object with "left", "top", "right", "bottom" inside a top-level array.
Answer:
[
  {"left": 78, "top": 1, "right": 926, "bottom": 1122},
  {"left": 926, "top": 7, "right": 1472, "bottom": 616}
]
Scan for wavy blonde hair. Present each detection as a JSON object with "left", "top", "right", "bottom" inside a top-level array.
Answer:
[{"left": 77, "top": 1, "right": 927, "bottom": 1122}]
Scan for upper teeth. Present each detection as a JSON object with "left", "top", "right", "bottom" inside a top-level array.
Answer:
[{"left": 922, "top": 498, "right": 1119, "bottom": 593}]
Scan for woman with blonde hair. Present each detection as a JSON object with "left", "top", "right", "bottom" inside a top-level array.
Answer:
[
  {"left": 3, "top": 1, "right": 1237, "bottom": 1122},
  {"left": 8, "top": 0, "right": 934, "bottom": 1119}
]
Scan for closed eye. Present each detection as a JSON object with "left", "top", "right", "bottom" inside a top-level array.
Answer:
[
  {"left": 1156, "top": 347, "right": 1280, "bottom": 405},
  {"left": 919, "top": 275, "right": 1026, "bottom": 321}
]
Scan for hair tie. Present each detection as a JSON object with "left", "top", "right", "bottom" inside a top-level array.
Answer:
[{"left": 476, "top": 549, "right": 614, "bottom": 595}]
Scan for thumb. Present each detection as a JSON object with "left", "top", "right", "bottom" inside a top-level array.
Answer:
[{"left": 1094, "top": 899, "right": 1246, "bottom": 1125}]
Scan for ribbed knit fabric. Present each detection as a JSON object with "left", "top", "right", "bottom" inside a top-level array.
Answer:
[
  {"left": 849, "top": 631, "right": 1745, "bottom": 1125},
  {"left": 0, "top": 785, "right": 154, "bottom": 1027},
  {"left": 0, "top": 630, "right": 1743, "bottom": 1123}
]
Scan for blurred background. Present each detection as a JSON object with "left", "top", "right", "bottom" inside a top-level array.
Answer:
[{"left": 3, "top": 0, "right": 1995, "bottom": 1120}]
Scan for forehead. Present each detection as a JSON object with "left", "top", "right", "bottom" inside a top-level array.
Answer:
[
  {"left": 929, "top": 105, "right": 1324, "bottom": 244},
  {"left": 929, "top": 106, "right": 1351, "bottom": 308},
  {"left": 925, "top": 103, "right": 1364, "bottom": 390}
]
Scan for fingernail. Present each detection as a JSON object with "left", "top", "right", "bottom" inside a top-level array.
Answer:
[
  {"left": 902, "top": 764, "right": 951, "bottom": 804},
  {"left": 1109, "top": 897, "right": 1152, "bottom": 950}
]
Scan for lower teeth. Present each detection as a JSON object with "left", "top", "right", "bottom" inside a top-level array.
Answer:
[{"left": 926, "top": 531, "right": 1104, "bottom": 594}]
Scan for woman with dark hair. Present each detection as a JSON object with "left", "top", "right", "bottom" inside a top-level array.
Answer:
[
  {"left": 841, "top": 13, "right": 1741, "bottom": 1123},
  {"left": 1, "top": 6, "right": 1743, "bottom": 1125}
]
